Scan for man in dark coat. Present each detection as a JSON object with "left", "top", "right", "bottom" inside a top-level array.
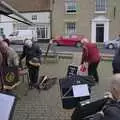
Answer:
[
  {"left": 112, "top": 47, "right": 120, "bottom": 74},
  {"left": 19, "top": 40, "right": 42, "bottom": 87}
]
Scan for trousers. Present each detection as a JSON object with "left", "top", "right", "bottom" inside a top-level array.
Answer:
[
  {"left": 88, "top": 62, "right": 99, "bottom": 82},
  {"left": 28, "top": 65, "right": 39, "bottom": 84}
]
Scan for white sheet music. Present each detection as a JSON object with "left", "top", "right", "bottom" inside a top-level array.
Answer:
[
  {"left": 72, "top": 84, "right": 90, "bottom": 97},
  {"left": 0, "top": 93, "right": 15, "bottom": 120}
]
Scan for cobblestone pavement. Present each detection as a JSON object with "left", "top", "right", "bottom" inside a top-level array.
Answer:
[
  {"left": 12, "top": 56, "right": 112, "bottom": 120},
  {"left": 12, "top": 58, "right": 74, "bottom": 120}
]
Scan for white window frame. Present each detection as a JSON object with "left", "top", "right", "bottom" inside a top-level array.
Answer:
[
  {"left": 65, "top": 22, "right": 76, "bottom": 35},
  {"left": 14, "top": 23, "right": 29, "bottom": 30},
  {"left": 0, "top": 28, "right": 4, "bottom": 36},
  {"left": 91, "top": 16, "right": 110, "bottom": 43},
  {"left": 95, "top": 0, "right": 107, "bottom": 13},
  {"left": 37, "top": 25, "right": 49, "bottom": 39},
  {"left": 32, "top": 15, "right": 37, "bottom": 20},
  {"left": 64, "top": 0, "right": 77, "bottom": 14}
]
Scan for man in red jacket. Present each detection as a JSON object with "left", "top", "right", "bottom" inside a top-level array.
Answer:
[{"left": 81, "top": 38, "right": 101, "bottom": 82}]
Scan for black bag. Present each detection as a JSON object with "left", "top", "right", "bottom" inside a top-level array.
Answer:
[
  {"left": 38, "top": 76, "right": 57, "bottom": 90},
  {"left": 71, "top": 98, "right": 109, "bottom": 120}
]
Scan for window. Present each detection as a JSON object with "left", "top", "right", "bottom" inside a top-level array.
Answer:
[
  {"left": 96, "top": 0, "right": 107, "bottom": 11},
  {"left": 32, "top": 15, "right": 37, "bottom": 20},
  {"left": 37, "top": 25, "right": 48, "bottom": 39},
  {"left": 65, "top": 22, "right": 76, "bottom": 35},
  {"left": 0, "top": 28, "right": 4, "bottom": 36},
  {"left": 14, "top": 23, "right": 29, "bottom": 30},
  {"left": 65, "top": 0, "right": 77, "bottom": 13}
]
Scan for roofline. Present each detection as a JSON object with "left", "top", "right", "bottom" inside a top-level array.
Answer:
[
  {"left": 19, "top": 10, "right": 51, "bottom": 13},
  {"left": 0, "top": 0, "right": 34, "bottom": 26}
]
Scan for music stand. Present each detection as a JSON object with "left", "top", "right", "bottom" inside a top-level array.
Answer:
[{"left": 0, "top": 92, "right": 16, "bottom": 120}]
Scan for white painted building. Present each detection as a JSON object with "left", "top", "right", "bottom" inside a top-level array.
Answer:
[{"left": 0, "top": 12, "right": 51, "bottom": 41}]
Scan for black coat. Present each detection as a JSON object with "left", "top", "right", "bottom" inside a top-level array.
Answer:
[
  {"left": 102, "top": 101, "right": 120, "bottom": 120},
  {"left": 20, "top": 43, "right": 42, "bottom": 66},
  {"left": 91, "top": 101, "right": 120, "bottom": 120},
  {"left": 71, "top": 98, "right": 120, "bottom": 120},
  {"left": 112, "top": 48, "right": 120, "bottom": 74}
]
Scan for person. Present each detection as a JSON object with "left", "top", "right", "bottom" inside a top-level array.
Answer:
[
  {"left": 71, "top": 74, "right": 120, "bottom": 120},
  {"left": 19, "top": 40, "right": 42, "bottom": 87},
  {"left": 3, "top": 39, "right": 19, "bottom": 67},
  {"left": 81, "top": 38, "right": 101, "bottom": 82},
  {"left": 0, "top": 40, "right": 8, "bottom": 90},
  {"left": 0, "top": 40, "right": 8, "bottom": 66},
  {"left": 0, "top": 51, "right": 2, "bottom": 67},
  {"left": 112, "top": 47, "right": 120, "bottom": 74},
  {"left": 0, "top": 49, "right": 3, "bottom": 90}
]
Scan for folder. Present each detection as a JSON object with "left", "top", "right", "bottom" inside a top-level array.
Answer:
[{"left": 0, "top": 92, "right": 16, "bottom": 120}]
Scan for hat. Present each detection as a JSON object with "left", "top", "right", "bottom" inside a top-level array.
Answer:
[{"left": 24, "top": 40, "right": 32, "bottom": 47}]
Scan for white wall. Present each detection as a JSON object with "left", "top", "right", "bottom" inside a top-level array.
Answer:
[
  {"left": 0, "top": 15, "right": 13, "bottom": 22},
  {"left": 0, "top": 12, "right": 51, "bottom": 39},
  {"left": 0, "top": 22, "right": 13, "bottom": 37},
  {"left": 22, "top": 12, "right": 50, "bottom": 23},
  {"left": 0, "top": 12, "right": 50, "bottom": 23}
]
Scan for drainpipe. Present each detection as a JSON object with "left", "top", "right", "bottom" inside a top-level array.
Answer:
[
  {"left": 50, "top": 10, "right": 52, "bottom": 40},
  {"left": 50, "top": 0, "right": 55, "bottom": 41}
]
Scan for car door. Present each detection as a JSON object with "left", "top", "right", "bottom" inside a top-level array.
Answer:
[
  {"left": 57, "top": 36, "right": 65, "bottom": 45},
  {"left": 62, "top": 35, "right": 70, "bottom": 45},
  {"left": 70, "top": 35, "right": 79, "bottom": 46}
]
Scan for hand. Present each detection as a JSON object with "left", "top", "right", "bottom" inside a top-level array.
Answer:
[
  {"left": 104, "top": 92, "right": 113, "bottom": 99},
  {"left": 29, "top": 61, "right": 40, "bottom": 67},
  {"left": 97, "top": 111, "right": 104, "bottom": 117}
]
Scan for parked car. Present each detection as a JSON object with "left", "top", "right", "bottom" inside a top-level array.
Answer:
[
  {"left": 104, "top": 38, "right": 120, "bottom": 49},
  {"left": 8, "top": 30, "right": 37, "bottom": 45},
  {"left": 52, "top": 34, "right": 85, "bottom": 47}
]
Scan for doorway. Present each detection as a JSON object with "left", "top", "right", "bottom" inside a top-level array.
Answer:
[
  {"left": 91, "top": 16, "right": 109, "bottom": 43},
  {"left": 96, "top": 24, "right": 104, "bottom": 42}
]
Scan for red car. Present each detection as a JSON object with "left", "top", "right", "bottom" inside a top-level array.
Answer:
[{"left": 52, "top": 35, "right": 85, "bottom": 47}]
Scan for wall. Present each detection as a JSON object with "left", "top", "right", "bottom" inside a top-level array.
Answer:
[
  {"left": 0, "top": 12, "right": 51, "bottom": 39},
  {"left": 52, "top": 0, "right": 120, "bottom": 41}
]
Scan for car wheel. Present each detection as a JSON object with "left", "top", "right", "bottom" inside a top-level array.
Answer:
[
  {"left": 108, "top": 44, "right": 114, "bottom": 49},
  {"left": 76, "top": 42, "right": 81, "bottom": 48}
]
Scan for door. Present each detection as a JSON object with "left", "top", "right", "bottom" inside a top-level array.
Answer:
[{"left": 96, "top": 24, "right": 104, "bottom": 42}]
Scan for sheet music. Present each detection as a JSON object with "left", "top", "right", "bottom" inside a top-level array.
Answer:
[
  {"left": 0, "top": 93, "right": 15, "bottom": 120},
  {"left": 72, "top": 84, "right": 90, "bottom": 97}
]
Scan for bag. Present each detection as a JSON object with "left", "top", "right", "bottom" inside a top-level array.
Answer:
[
  {"left": 29, "top": 57, "right": 40, "bottom": 67},
  {"left": 77, "top": 63, "right": 88, "bottom": 76},
  {"left": 38, "top": 75, "right": 57, "bottom": 90}
]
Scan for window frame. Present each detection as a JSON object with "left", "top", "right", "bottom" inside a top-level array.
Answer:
[
  {"left": 95, "top": 0, "right": 107, "bottom": 13},
  {"left": 65, "top": 22, "right": 76, "bottom": 35},
  {"left": 37, "top": 25, "right": 49, "bottom": 39},
  {"left": 0, "top": 28, "right": 4, "bottom": 36},
  {"left": 32, "top": 15, "right": 37, "bottom": 20},
  {"left": 64, "top": 0, "right": 77, "bottom": 14}
]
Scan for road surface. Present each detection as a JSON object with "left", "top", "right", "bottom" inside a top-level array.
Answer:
[{"left": 10, "top": 43, "right": 115, "bottom": 54}]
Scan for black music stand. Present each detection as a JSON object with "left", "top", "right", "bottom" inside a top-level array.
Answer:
[{"left": 59, "top": 78, "right": 90, "bottom": 109}]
